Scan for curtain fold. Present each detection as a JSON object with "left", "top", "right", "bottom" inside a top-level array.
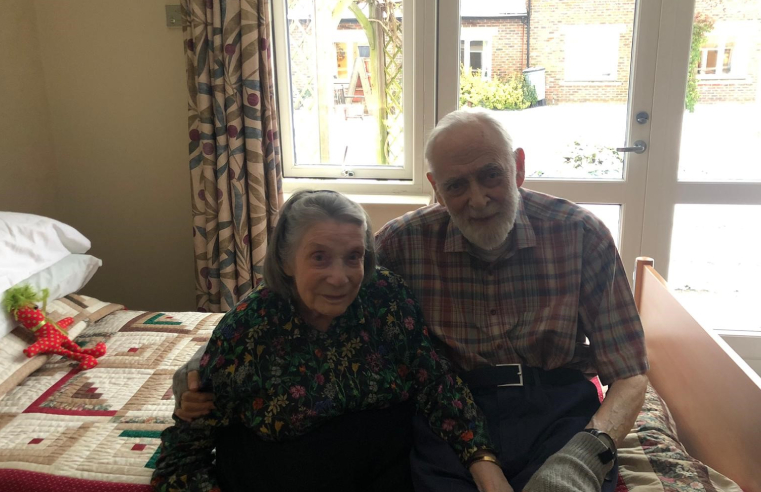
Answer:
[{"left": 182, "top": 0, "right": 282, "bottom": 312}]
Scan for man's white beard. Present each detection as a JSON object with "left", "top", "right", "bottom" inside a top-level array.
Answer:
[{"left": 450, "top": 183, "right": 520, "bottom": 250}]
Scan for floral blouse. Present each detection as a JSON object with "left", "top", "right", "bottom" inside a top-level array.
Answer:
[{"left": 152, "top": 267, "right": 492, "bottom": 492}]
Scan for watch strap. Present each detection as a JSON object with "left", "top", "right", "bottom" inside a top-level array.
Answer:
[{"left": 582, "top": 429, "right": 616, "bottom": 464}]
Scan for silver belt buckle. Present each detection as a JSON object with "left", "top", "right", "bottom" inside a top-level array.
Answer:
[{"left": 496, "top": 363, "right": 523, "bottom": 387}]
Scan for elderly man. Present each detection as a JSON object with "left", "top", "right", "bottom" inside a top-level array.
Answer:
[
  {"left": 175, "top": 109, "right": 648, "bottom": 492},
  {"left": 373, "top": 109, "right": 648, "bottom": 492}
]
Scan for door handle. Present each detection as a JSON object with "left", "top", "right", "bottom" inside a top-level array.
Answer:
[{"left": 616, "top": 140, "right": 647, "bottom": 154}]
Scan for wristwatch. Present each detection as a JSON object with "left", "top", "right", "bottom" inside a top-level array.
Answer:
[{"left": 582, "top": 429, "right": 617, "bottom": 464}]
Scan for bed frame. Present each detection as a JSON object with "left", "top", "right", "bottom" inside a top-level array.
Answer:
[{"left": 633, "top": 257, "right": 761, "bottom": 492}]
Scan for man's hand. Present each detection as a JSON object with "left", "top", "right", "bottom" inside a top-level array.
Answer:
[
  {"left": 470, "top": 459, "right": 513, "bottom": 492},
  {"left": 175, "top": 370, "right": 215, "bottom": 421}
]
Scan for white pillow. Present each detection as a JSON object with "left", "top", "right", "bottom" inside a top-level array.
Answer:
[
  {"left": 0, "top": 254, "right": 101, "bottom": 338},
  {"left": 0, "top": 213, "right": 91, "bottom": 292}
]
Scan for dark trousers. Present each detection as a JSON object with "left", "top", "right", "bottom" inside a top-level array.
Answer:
[
  {"left": 411, "top": 374, "right": 619, "bottom": 492},
  {"left": 215, "top": 402, "right": 415, "bottom": 492}
]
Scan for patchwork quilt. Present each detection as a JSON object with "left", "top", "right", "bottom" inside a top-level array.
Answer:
[
  {"left": 0, "top": 307, "right": 744, "bottom": 492},
  {"left": 0, "top": 309, "right": 222, "bottom": 490}
]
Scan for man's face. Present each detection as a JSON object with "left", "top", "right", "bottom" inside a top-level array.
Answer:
[{"left": 427, "top": 123, "right": 524, "bottom": 250}]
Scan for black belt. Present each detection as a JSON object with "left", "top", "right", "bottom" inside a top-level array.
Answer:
[{"left": 460, "top": 364, "right": 587, "bottom": 390}]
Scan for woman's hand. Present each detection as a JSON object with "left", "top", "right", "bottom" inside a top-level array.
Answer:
[{"left": 470, "top": 459, "right": 513, "bottom": 492}]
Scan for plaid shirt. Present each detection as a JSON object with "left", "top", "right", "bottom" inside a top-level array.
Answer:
[{"left": 376, "top": 188, "right": 648, "bottom": 386}]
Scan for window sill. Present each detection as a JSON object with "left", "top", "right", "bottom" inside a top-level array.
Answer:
[
  {"left": 282, "top": 192, "right": 432, "bottom": 232},
  {"left": 282, "top": 177, "right": 429, "bottom": 196},
  {"left": 283, "top": 191, "right": 431, "bottom": 206}
]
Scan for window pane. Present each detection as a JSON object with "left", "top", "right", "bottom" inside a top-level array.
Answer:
[
  {"left": 669, "top": 205, "right": 761, "bottom": 332},
  {"left": 335, "top": 42, "right": 348, "bottom": 79},
  {"left": 579, "top": 204, "right": 621, "bottom": 248},
  {"left": 705, "top": 49, "right": 718, "bottom": 71},
  {"left": 458, "top": 1, "right": 635, "bottom": 180},
  {"left": 285, "top": 0, "right": 404, "bottom": 168},
  {"left": 679, "top": 15, "right": 760, "bottom": 182},
  {"left": 471, "top": 52, "right": 483, "bottom": 72},
  {"left": 722, "top": 48, "right": 732, "bottom": 73}
]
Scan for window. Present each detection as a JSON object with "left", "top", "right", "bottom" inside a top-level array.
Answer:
[
  {"left": 563, "top": 25, "right": 624, "bottom": 82},
  {"left": 460, "top": 28, "right": 495, "bottom": 79},
  {"left": 697, "top": 23, "right": 751, "bottom": 79},
  {"left": 272, "top": 0, "right": 412, "bottom": 181}
]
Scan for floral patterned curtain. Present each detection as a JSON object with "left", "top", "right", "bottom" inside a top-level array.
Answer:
[{"left": 182, "top": 0, "right": 283, "bottom": 312}]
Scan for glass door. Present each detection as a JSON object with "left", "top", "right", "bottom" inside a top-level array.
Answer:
[
  {"left": 437, "top": 0, "right": 665, "bottom": 281},
  {"left": 641, "top": 0, "right": 761, "bottom": 335}
]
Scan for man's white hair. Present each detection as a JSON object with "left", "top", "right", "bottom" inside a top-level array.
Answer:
[{"left": 424, "top": 108, "right": 516, "bottom": 176}]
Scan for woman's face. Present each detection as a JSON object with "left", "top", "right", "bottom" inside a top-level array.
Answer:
[{"left": 285, "top": 220, "right": 365, "bottom": 331}]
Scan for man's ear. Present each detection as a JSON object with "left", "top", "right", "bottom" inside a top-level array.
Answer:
[
  {"left": 426, "top": 171, "right": 446, "bottom": 207},
  {"left": 514, "top": 147, "right": 526, "bottom": 188}
]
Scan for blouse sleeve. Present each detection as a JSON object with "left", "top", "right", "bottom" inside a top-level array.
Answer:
[
  {"left": 388, "top": 273, "right": 494, "bottom": 464},
  {"left": 151, "top": 308, "right": 248, "bottom": 492}
]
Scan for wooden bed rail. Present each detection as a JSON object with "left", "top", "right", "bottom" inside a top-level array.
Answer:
[{"left": 633, "top": 257, "right": 761, "bottom": 492}]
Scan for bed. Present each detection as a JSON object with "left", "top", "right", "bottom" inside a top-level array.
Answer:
[{"left": 0, "top": 258, "right": 758, "bottom": 491}]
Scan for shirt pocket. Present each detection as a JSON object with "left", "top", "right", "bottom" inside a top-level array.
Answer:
[{"left": 507, "top": 300, "right": 578, "bottom": 369}]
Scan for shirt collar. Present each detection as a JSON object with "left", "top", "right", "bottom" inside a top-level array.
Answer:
[{"left": 443, "top": 192, "right": 536, "bottom": 255}]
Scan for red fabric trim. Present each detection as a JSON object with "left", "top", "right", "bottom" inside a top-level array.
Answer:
[{"left": 0, "top": 469, "right": 151, "bottom": 492}]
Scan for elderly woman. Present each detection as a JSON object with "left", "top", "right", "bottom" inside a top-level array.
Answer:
[{"left": 152, "top": 191, "right": 508, "bottom": 492}]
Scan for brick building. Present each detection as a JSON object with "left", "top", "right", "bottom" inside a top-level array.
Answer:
[
  {"left": 461, "top": 0, "right": 761, "bottom": 104},
  {"left": 286, "top": 0, "right": 760, "bottom": 106}
]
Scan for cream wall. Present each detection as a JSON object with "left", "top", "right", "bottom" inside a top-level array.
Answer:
[
  {"left": 0, "top": 0, "right": 58, "bottom": 216},
  {"left": 33, "top": 0, "right": 196, "bottom": 311}
]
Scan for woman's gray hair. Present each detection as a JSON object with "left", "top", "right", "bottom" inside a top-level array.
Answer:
[
  {"left": 425, "top": 108, "right": 515, "bottom": 176},
  {"left": 262, "top": 190, "right": 376, "bottom": 298}
]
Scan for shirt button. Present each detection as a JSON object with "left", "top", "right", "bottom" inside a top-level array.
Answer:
[
  {"left": 496, "top": 342, "right": 505, "bottom": 350},
  {"left": 487, "top": 270, "right": 494, "bottom": 276},
  {"left": 490, "top": 308, "right": 497, "bottom": 316}
]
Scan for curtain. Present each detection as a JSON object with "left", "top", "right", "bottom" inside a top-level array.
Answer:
[{"left": 182, "top": 0, "right": 283, "bottom": 312}]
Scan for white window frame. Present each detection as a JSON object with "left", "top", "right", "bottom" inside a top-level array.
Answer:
[
  {"left": 696, "top": 22, "right": 752, "bottom": 80},
  {"left": 273, "top": 0, "right": 432, "bottom": 190},
  {"left": 460, "top": 27, "right": 496, "bottom": 80},
  {"left": 562, "top": 24, "right": 625, "bottom": 82}
]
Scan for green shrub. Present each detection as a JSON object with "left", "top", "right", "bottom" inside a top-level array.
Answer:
[
  {"left": 686, "top": 13, "right": 714, "bottom": 113},
  {"left": 460, "top": 66, "right": 537, "bottom": 111}
]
